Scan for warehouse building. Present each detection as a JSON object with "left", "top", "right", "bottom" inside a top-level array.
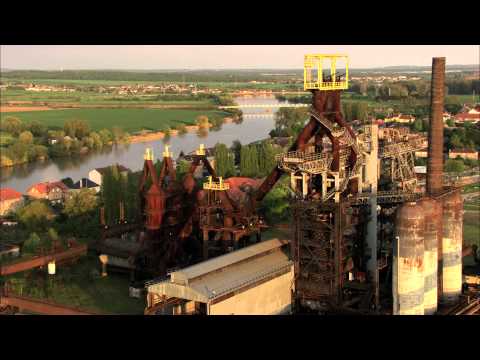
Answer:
[{"left": 145, "top": 238, "right": 293, "bottom": 315}]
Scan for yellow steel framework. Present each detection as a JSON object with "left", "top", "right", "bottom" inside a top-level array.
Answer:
[
  {"left": 203, "top": 176, "right": 230, "bottom": 191},
  {"left": 195, "top": 143, "right": 206, "bottom": 156},
  {"left": 144, "top": 147, "right": 154, "bottom": 161},
  {"left": 304, "top": 54, "right": 349, "bottom": 91},
  {"left": 162, "top": 145, "right": 173, "bottom": 158}
]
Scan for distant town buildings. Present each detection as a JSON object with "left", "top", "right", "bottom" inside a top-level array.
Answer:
[{"left": 384, "top": 114, "right": 415, "bottom": 124}]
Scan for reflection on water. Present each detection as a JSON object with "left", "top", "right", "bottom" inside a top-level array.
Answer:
[{"left": 0, "top": 96, "right": 280, "bottom": 192}]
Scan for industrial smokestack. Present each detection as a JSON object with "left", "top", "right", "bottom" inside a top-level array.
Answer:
[{"left": 427, "top": 57, "right": 446, "bottom": 195}]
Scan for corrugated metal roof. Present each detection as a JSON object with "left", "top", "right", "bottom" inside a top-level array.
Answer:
[
  {"left": 148, "top": 239, "right": 292, "bottom": 303},
  {"left": 149, "top": 249, "right": 292, "bottom": 303},
  {"left": 170, "top": 238, "right": 288, "bottom": 285}
]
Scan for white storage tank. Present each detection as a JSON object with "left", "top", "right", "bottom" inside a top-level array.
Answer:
[
  {"left": 441, "top": 191, "right": 463, "bottom": 305},
  {"left": 393, "top": 201, "right": 425, "bottom": 315},
  {"left": 419, "top": 197, "right": 440, "bottom": 315}
]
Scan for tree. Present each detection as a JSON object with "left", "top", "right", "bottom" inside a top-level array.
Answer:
[
  {"left": 446, "top": 118, "right": 455, "bottom": 127},
  {"left": 261, "top": 183, "right": 291, "bottom": 223},
  {"left": 17, "top": 200, "right": 54, "bottom": 231},
  {"left": 27, "top": 120, "right": 47, "bottom": 137},
  {"left": 99, "top": 129, "right": 113, "bottom": 144},
  {"left": 61, "top": 177, "right": 75, "bottom": 188},
  {"left": 7, "top": 142, "right": 28, "bottom": 163},
  {"left": 230, "top": 140, "right": 242, "bottom": 165},
  {"left": 343, "top": 102, "right": 353, "bottom": 122},
  {"left": 112, "top": 126, "right": 126, "bottom": 143},
  {"left": 178, "top": 124, "right": 187, "bottom": 135},
  {"left": 240, "top": 145, "right": 260, "bottom": 178},
  {"left": 450, "top": 133, "right": 464, "bottom": 149},
  {"left": 273, "top": 108, "right": 308, "bottom": 137},
  {"left": 412, "top": 118, "right": 424, "bottom": 132},
  {"left": 257, "top": 142, "right": 276, "bottom": 177},
  {"left": 64, "top": 188, "right": 98, "bottom": 217},
  {"left": 353, "top": 102, "right": 369, "bottom": 123},
  {"left": 196, "top": 115, "right": 210, "bottom": 129},
  {"left": 445, "top": 159, "right": 465, "bottom": 173},
  {"left": 214, "top": 143, "right": 235, "bottom": 178},
  {"left": 64, "top": 119, "right": 91, "bottom": 139},
  {"left": 22, "top": 232, "right": 42, "bottom": 254},
  {"left": 89, "top": 131, "right": 103, "bottom": 149},
  {"left": 1, "top": 116, "right": 24, "bottom": 135}
]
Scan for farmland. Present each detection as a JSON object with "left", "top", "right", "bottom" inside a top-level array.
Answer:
[{"left": 1, "top": 108, "right": 230, "bottom": 133}]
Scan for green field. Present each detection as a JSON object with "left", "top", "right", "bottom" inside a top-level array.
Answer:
[
  {"left": 1, "top": 108, "right": 230, "bottom": 132},
  {"left": 5, "top": 254, "right": 145, "bottom": 314},
  {"left": 0, "top": 88, "right": 216, "bottom": 105}
]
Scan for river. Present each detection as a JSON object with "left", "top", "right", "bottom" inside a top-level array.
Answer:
[{"left": 0, "top": 96, "right": 281, "bottom": 192}]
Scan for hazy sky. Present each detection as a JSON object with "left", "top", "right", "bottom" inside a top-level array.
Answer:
[{"left": 1, "top": 45, "right": 479, "bottom": 70}]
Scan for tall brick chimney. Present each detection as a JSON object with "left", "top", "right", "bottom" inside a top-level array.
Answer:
[{"left": 427, "top": 57, "right": 445, "bottom": 195}]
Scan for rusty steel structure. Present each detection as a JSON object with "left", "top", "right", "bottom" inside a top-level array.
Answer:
[
  {"left": 250, "top": 55, "right": 469, "bottom": 315},
  {"left": 91, "top": 55, "right": 471, "bottom": 316},
  {"left": 199, "top": 176, "right": 266, "bottom": 260},
  {"left": 96, "top": 143, "right": 267, "bottom": 281}
]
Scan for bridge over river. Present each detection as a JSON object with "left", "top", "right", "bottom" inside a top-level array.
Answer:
[{"left": 219, "top": 103, "right": 308, "bottom": 109}]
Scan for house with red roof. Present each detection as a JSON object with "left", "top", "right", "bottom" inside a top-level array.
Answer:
[
  {"left": 26, "top": 181, "right": 71, "bottom": 204},
  {"left": 0, "top": 188, "right": 24, "bottom": 216},
  {"left": 454, "top": 105, "right": 480, "bottom": 123}
]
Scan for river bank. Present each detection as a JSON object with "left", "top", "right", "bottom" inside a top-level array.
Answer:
[{"left": 0, "top": 96, "right": 278, "bottom": 192}]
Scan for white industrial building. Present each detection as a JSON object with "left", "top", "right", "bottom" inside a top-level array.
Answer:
[{"left": 145, "top": 239, "right": 294, "bottom": 315}]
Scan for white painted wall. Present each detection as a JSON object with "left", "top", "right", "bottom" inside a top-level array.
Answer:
[
  {"left": 208, "top": 268, "right": 294, "bottom": 315},
  {"left": 88, "top": 169, "right": 103, "bottom": 187}
]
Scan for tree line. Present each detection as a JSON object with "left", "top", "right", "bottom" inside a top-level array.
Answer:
[
  {"left": 214, "top": 140, "right": 281, "bottom": 179},
  {"left": 0, "top": 116, "right": 129, "bottom": 167}
]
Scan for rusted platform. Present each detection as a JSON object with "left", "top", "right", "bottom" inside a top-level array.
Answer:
[
  {"left": 0, "top": 293, "right": 98, "bottom": 315},
  {"left": 0, "top": 244, "right": 87, "bottom": 276}
]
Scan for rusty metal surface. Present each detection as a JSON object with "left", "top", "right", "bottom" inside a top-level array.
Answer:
[
  {"left": 0, "top": 287, "right": 98, "bottom": 315},
  {"left": 393, "top": 201, "right": 425, "bottom": 314},
  {"left": 427, "top": 57, "right": 446, "bottom": 195},
  {"left": 441, "top": 190, "right": 463, "bottom": 304}
]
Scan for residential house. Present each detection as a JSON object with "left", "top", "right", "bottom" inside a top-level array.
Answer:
[
  {"left": 0, "top": 188, "right": 24, "bottom": 216},
  {"left": 454, "top": 105, "right": 480, "bottom": 123},
  {"left": 26, "top": 181, "right": 70, "bottom": 204},
  {"left": 88, "top": 164, "right": 130, "bottom": 186},
  {"left": 70, "top": 178, "right": 101, "bottom": 193},
  {"left": 449, "top": 149, "right": 479, "bottom": 160}
]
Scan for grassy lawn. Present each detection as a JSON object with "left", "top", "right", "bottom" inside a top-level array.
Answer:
[
  {"left": 5, "top": 254, "right": 145, "bottom": 314},
  {"left": 1, "top": 108, "right": 230, "bottom": 132}
]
